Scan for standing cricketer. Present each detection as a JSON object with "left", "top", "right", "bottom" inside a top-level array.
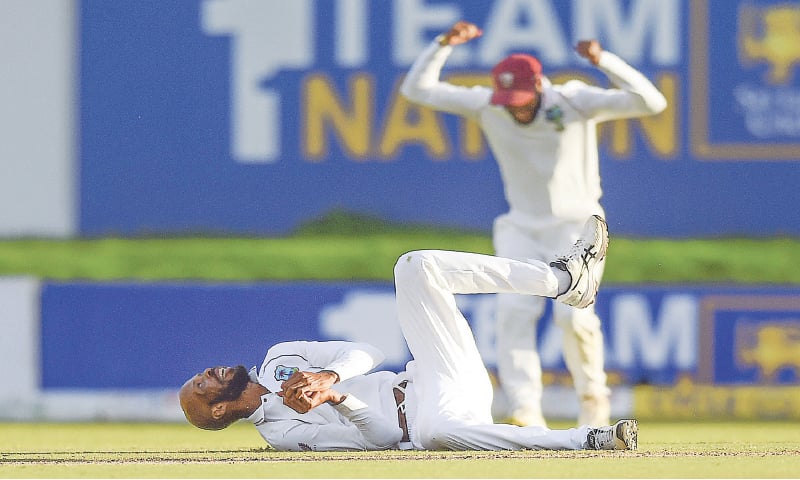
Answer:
[{"left": 400, "top": 20, "right": 667, "bottom": 427}]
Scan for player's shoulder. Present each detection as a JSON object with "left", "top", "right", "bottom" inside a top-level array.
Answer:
[
  {"left": 267, "top": 340, "right": 302, "bottom": 351},
  {"left": 549, "top": 79, "right": 603, "bottom": 111},
  {"left": 263, "top": 340, "right": 307, "bottom": 360},
  {"left": 552, "top": 79, "right": 591, "bottom": 96},
  {"left": 452, "top": 84, "right": 494, "bottom": 113}
]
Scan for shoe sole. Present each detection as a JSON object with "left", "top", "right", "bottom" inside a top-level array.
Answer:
[
  {"left": 591, "top": 214, "right": 609, "bottom": 262},
  {"left": 579, "top": 215, "right": 609, "bottom": 308},
  {"left": 616, "top": 419, "right": 638, "bottom": 450}
]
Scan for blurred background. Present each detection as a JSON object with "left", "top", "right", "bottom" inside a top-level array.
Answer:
[{"left": 1, "top": 0, "right": 798, "bottom": 423}]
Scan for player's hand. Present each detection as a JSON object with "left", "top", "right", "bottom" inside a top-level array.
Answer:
[
  {"left": 575, "top": 40, "right": 603, "bottom": 66},
  {"left": 278, "top": 388, "right": 343, "bottom": 414},
  {"left": 280, "top": 370, "right": 339, "bottom": 395},
  {"left": 440, "top": 21, "right": 482, "bottom": 46}
]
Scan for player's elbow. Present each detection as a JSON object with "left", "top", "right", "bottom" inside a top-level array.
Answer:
[
  {"left": 399, "top": 78, "right": 423, "bottom": 103},
  {"left": 647, "top": 92, "right": 668, "bottom": 115},
  {"left": 399, "top": 77, "right": 433, "bottom": 105},
  {"left": 399, "top": 77, "right": 413, "bottom": 99}
]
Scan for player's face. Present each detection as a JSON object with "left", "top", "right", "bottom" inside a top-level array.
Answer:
[
  {"left": 503, "top": 77, "right": 543, "bottom": 124},
  {"left": 188, "top": 365, "right": 250, "bottom": 403},
  {"left": 505, "top": 96, "right": 539, "bottom": 124}
]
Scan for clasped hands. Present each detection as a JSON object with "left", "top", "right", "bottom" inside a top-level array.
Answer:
[{"left": 277, "top": 370, "right": 344, "bottom": 414}]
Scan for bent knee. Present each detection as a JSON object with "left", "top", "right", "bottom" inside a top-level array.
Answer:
[
  {"left": 394, "top": 250, "right": 436, "bottom": 282},
  {"left": 553, "top": 302, "right": 601, "bottom": 330}
]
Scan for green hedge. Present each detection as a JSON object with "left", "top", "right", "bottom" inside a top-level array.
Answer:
[{"left": 0, "top": 212, "right": 797, "bottom": 284}]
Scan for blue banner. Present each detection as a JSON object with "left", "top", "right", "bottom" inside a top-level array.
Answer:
[
  {"left": 40, "top": 282, "right": 800, "bottom": 389},
  {"left": 78, "top": 0, "right": 800, "bottom": 238}
]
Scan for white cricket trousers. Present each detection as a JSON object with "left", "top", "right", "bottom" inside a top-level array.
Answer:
[
  {"left": 393, "top": 250, "right": 589, "bottom": 450},
  {"left": 493, "top": 213, "right": 610, "bottom": 425}
]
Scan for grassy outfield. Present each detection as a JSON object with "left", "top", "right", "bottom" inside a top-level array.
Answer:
[
  {"left": 0, "top": 212, "right": 798, "bottom": 283},
  {"left": 1, "top": 421, "right": 798, "bottom": 478}
]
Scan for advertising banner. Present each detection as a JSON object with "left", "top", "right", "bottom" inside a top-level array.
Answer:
[
  {"left": 78, "top": 0, "right": 800, "bottom": 238},
  {"left": 39, "top": 283, "right": 800, "bottom": 391},
  {"left": 1, "top": 279, "right": 796, "bottom": 420}
]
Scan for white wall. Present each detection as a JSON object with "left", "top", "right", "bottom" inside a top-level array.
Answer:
[
  {"left": 0, "top": 277, "right": 40, "bottom": 417},
  {"left": 0, "top": 0, "right": 76, "bottom": 237}
]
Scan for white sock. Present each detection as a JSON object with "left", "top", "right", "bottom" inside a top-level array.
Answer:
[{"left": 552, "top": 267, "right": 572, "bottom": 295}]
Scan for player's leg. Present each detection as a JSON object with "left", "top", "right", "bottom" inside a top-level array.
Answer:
[
  {"left": 493, "top": 214, "right": 550, "bottom": 427},
  {"left": 394, "top": 216, "right": 609, "bottom": 449},
  {"left": 553, "top": 300, "right": 611, "bottom": 427},
  {"left": 418, "top": 416, "right": 636, "bottom": 451},
  {"left": 546, "top": 219, "right": 611, "bottom": 427},
  {"left": 392, "top": 249, "right": 562, "bottom": 447},
  {"left": 494, "top": 293, "right": 547, "bottom": 427},
  {"left": 423, "top": 420, "right": 589, "bottom": 450}
]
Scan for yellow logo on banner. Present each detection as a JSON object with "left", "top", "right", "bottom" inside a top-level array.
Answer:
[
  {"left": 740, "top": 4, "right": 800, "bottom": 84},
  {"left": 634, "top": 376, "right": 800, "bottom": 420},
  {"left": 737, "top": 322, "right": 800, "bottom": 382}
]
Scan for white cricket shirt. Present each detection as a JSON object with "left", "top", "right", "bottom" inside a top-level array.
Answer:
[
  {"left": 400, "top": 40, "right": 667, "bottom": 231},
  {"left": 247, "top": 340, "right": 404, "bottom": 451}
]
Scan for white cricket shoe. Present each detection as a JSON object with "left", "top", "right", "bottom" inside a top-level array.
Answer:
[
  {"left": 587, "top": 419, "right": 638, "bottom": 451},
  {"left": 551, "top": 215, "right": 609, "bottom": 309}
]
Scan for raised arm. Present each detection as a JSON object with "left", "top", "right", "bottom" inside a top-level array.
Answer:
[
  {"left": 399, "top": 21, "right": 492, "bottom": 119},
  {"left": 572, "top": 40, "right": 667, "bottom": 120}
]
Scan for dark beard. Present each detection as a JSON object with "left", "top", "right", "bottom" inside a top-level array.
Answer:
[{"left": 211, "top": 365, "right": 251, "bottom": 403}]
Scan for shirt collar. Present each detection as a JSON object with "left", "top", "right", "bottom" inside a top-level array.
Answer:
[
  {"left": 247, "top": 393, "right": 273, "bottom": 426},
  {"left": 246, "top": 365, "right": 273, "bottom": 426}
]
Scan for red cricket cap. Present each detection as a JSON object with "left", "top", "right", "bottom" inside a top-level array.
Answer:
[{"left": 490, "top": 54, "right": 542, "bottom": 106}]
